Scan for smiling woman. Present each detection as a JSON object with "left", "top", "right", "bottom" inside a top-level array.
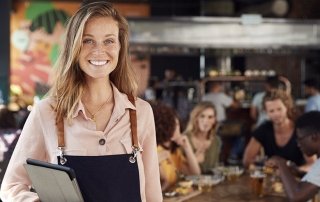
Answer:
[
  {"left": 184, "top": 101, "right": 222, "bottom": 174},
  {"left": 0, "top": 2, "right": 162, "bottom": 202},
  {"left": 79, "top": 17, "right": 120, "bottom": 80}
]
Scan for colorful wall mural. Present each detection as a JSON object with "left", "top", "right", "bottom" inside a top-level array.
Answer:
[
  {"left": 11, "top": 2, "right": 80, "bottom": 97},
  {"left": 10, "top": 1, "right": 150, "bottom": 100}
]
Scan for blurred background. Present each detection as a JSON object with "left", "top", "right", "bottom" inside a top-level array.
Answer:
[
  {"left": 1, "top": 0, "right": 320, "bottom": 188},
  {"left": 1, "top": 0, "right": 320, "bottom": 108}
]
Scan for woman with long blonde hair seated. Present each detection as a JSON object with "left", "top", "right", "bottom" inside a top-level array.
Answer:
[{"left": 184, "top": 102, "right": 221, "bottom": 173}]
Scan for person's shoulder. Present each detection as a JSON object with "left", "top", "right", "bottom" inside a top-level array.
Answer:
[
  {"left": 33, "top": 97, "right": 56, "bottom": 111},
  {"left": 253, "top": 91, "right": 265, "bottom": 100},
  {"left": 135, "top": 97, "right": 152, "bottom": 111},
  {"left": 310, "top": 94, "right": 320, "bottom": 101},
  {"left": 203, "top": 92, "right": 216, "bottom": 98},
  {"left": 135, "top": 98, "right": 154, "bottom": 121},
  {"left": 256, "top": 121, "right": 272, "bottom": 130},
  {"left": 253, "top": 121, "right": 272, "bottom": 137}
]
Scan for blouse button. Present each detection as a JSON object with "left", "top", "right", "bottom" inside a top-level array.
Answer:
[{"left": 99, "top": 139, "right": 106, "bottom": 145}]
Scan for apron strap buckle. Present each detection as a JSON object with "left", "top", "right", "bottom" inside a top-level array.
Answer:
[
  {"left": 129, "top": 146, "right": 140, "bottom": 164},
  {"left": 58, "top": 147, "right": 67, "bottom": 165}
]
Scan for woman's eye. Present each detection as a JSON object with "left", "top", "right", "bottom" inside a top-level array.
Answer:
[
  {"left": 104, "top": 39, "right": 114, "bottom": 45},
  {"left": 83, "top": 39, "right": 94, "bottom": 44}
]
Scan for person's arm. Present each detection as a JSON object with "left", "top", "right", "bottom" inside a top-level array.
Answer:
[
  {"left": 250, "top": 93, "right": 261, "bottom": 122},
  {"left": 141, "top": 105, "right": 163, "bottom": 202},
  {"left": 268, "top": 156, "right": 319, "bottom": 202},
  {"left": 242, "top": 137, "right": 262, "bottom": 167},
  {"left": 0, "top": 103, "right": 47, "bottom": 202},
  {"left": 173, "top": 135, "right": 201, "bottom": 175},
  {"left": 279, "top": 76, "right": 291, "bottom": 95}
]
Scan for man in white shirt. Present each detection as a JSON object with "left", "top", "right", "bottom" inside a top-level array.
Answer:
[
  {"left": 202, "top": 81, "right": 236, "bottom": 122},
  {"left": 304, "top": 78, "right": 320, "bottom": 112},
  {"left": 267, "top": 111, "right": 320, "bottom": 202}
]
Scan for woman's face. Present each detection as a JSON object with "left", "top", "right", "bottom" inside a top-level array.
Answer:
[
  {"left": 265, "top": 99, "right": 288, "bottom": 125},
  {"left": 197, "top": 108, "right": 216, "bottom": 133},
  {"left": 79, "top": 16, "right": 120, "bottom": 80}
]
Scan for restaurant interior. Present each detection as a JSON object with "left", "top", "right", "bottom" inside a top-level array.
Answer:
[{"left": 1, "top": 0, "right": 320, "bottom": 201}]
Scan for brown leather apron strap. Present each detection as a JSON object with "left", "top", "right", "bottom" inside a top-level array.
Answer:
[
  {"left": 56, "top": 116, "right": 65, "bottom": 148},
  {"left": 127, "top": 94, "right": 139, "bottom": 150}
]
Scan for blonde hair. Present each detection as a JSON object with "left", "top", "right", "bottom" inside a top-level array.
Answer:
[
  {"left": 184, "top": 102, "right": 217, "bottom": 139},
  {"left": 48, "top": 2, "right": 137, "bottom": 122}
]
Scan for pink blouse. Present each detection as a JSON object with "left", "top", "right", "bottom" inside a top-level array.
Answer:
[{"left": 0, "top": 85, "right": 162, "bottom": 202}]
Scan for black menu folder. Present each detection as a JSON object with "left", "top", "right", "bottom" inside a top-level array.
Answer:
[{"left": 24, "top": 158, "right": 84, "bottom": 202}]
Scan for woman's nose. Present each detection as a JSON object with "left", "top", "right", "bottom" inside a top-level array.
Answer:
[{"left": 92, "top": 43, "right": 107, "bottom": 54}]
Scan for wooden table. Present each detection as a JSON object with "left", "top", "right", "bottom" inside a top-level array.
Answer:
[{"left": 168, "top": 174, "right": 288, "bottom": 202}]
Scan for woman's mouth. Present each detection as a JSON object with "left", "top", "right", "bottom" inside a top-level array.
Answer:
[{"left": 89, "top": 60, "right": 108, "bottom": 66}]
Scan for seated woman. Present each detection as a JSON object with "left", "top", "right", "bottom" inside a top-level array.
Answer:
[
  {"left": 150, "top": 101, "right": 200, "bottom": 191},
  {"left": 243, "top": 89, "right": 315, "bottom": 171},
  {"left": 183, "top": 101, "right": 221, "bottom": 174}
]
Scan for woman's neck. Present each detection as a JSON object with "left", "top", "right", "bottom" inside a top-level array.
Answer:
[
  {"left": 195, "top": 131, "right": 209, "bottom": 140},
  {"left": 274, "top": 118, "right": 292, "bottom": 133},
  {"left": 83, "top": 80, "right": 112, "bottom": 104}
]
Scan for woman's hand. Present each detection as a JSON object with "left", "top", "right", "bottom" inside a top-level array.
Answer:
[
  {"left": 171, "top": 134, "right": 190, "bottom": 149},
  {"left": 171, "top": 132, "right": 201, "bottom": 175}
]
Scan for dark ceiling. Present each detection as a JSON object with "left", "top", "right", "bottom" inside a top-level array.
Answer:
[{"left": 11, "top": 0, "right": 320, "bottom": 19}]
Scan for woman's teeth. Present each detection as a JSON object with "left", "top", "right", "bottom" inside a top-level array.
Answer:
[{"left": 89, "top": 60, "right": 108, "bottom": 66}]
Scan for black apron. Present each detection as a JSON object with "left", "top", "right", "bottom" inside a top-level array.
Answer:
[{"left": 56, "top": 95, "right": 141, "bottom": 202}]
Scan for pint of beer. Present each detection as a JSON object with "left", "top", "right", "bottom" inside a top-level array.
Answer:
[{"left": 250, "top": 170, "right": 266, "bottom": 197}]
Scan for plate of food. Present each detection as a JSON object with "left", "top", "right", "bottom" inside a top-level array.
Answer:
[{"left": 185, "top": 174, "right": 224, "bottom": 187}]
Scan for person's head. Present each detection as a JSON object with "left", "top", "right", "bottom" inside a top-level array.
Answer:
[
  {"left": 263, "top": 89, "right": 295, "bottom": 125},
  {"left": 164, "top": 68, "right": 176, "bottom": 81},
  {"left": 296, "top": 111, "right": 320, "bottom": 156},
  {"left": 185, "top": 102, "right": 217, "bottom": 139},
  {"left": 208, "top": 81, "right": 223, "bottom": 93},
  {"left": 49, "top": 1, "right": 137, "bottom": 121},
  {"left": 265, "top": 76, "right": 281, "bottom": 92},
  {"left": 150, "top": 101, "right": 180, "bottom": 150},
  {"left": 304, "top": 78, "right": 320, "bottom": 97}
]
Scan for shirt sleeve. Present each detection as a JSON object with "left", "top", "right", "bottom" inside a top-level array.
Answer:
[
  {"left": 140, "top": 104, "right": 163, "bottom": 202},
  {"left": 202, "top": 95, "right": 209, "bottom": 101},
  {"left": 0, "top": 103, "right": 47, "bottom": 202},
  {"left": 221, "top": 93, "right": 233, "bottom": 107},
  {"left": 251, "top": 122, "right": 269, "bottom": 145},
  {"left": 305, "top": 100, "right": 317, "bottom": 112},
  {"left": 302, "top": 158, "right": 320, "bottom": 187},
  {"left": 251, "top": 93, "right": 262, "bottom": 107}
]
